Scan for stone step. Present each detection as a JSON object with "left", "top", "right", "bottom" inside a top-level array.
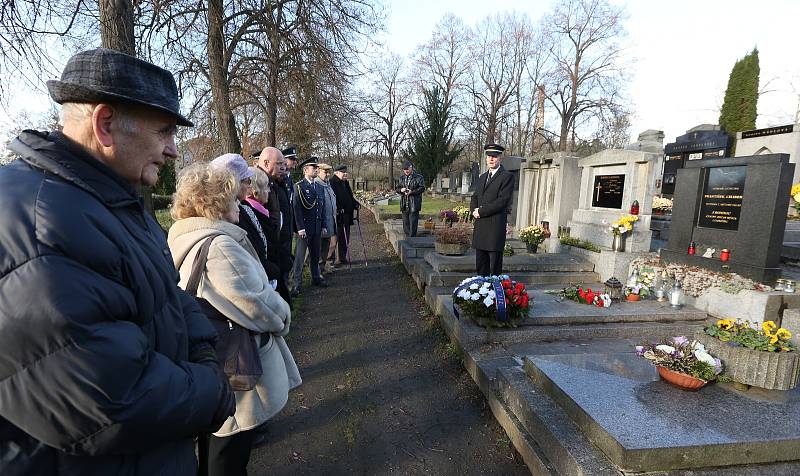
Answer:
[
  {"left": 423, "top": 268, "right": 600, "bottom": 288},
  {"left": 786, "top": 221, "right": 800, "bottom": 231},
  {"left": 783, "top": 243, "right": 800, "bottom": 261},
  {"left": 785, "top": 230, "right": 800, "bottom": 242},
  {"left": 424, "top": 251, "right": 595, "bottom": 273},
  {"left": 495, "top": 366, "right": 619, "bottom": 476},
  {"left": 435, "top": 293, "right": 706, "bottom": 347}
]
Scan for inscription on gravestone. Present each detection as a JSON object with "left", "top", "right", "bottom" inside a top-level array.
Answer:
[
  {"left": 697, "top": 166, "right": 745, "bottom": 231},
  {"left": 591, "top": 174, "right": 625, "bottom": 209}
]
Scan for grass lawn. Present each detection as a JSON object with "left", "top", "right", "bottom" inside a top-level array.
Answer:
[
  {"left": 155, "top": 208, "right": 174, "bottom": 232},
  {"left": 377, "top": 196, "right": 466, "bottom": 216}
]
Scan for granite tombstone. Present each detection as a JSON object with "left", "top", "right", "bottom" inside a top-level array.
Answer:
[{"left": 662, "top": 154, "right": 793, "bottom": 284}]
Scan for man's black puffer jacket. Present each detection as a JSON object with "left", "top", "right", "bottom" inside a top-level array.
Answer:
[{"left": 0, "top": 130, "right": 227, "bottom": 475}]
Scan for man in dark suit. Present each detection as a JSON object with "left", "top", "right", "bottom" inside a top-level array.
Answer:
[
  {"left": 291, "top": 157, "right": 328, "bottom": 293},
  {"left": 396, "top": 161, "right": 426, "bottom": 237},
  {"left": 330, "top": 164, "right": 359, "bottom": 264},
  {"left": 471, "top": 143, "right": 514, "bottom": 276}
]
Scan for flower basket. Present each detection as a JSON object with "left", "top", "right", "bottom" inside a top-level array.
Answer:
[
  {"left": 423, "top": 220, "right": 435, "bottom": 230},
  {"left": 626, "top": 293, "right": 641, "bottom": 302},
  {"left": 694, "top": 331, "right": 800, "bottom": 390},
  {"left": 656, "top": 366, "right": 708, "bottom": 390},
  {"left": 435, "top": 242, "right": 469, "bottom": 256}
]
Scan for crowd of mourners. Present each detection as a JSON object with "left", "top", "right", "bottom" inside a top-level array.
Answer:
[{"left": 0, "top": 48, "right": 359, "bottom": 476}]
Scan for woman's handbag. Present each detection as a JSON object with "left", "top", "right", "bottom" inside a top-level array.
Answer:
[{"left": 186, "top": 234, "right": 263, "bottom": 391}]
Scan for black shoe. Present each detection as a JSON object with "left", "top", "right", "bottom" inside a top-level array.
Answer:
[{"left": 312, "top": 279, "right": 328, "bottom": 288}]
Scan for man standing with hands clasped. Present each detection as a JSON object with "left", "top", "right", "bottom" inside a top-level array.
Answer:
[
  {"left": 471, "top": 143, "right": 514, "bottom": 276},
  {"left": 396, "top": 161, "right": 425, "bottom": 237}
]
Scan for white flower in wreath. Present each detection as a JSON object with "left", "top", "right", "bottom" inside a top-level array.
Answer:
[
  {"left": 470, "top": 293, "right": 481, "bottom": 301},
  {"left": 483, "top": 295, "right": 495, "bottom": 307},
  {"left": 479, "top": 287, "right": 489, "bottom": 296},
  {"left": 486, "top": 290, "right": 496, "bottom": 299},
  {"left": 457, "top": 290, "right": 470, "bottom": 300},
  {"left": 655, "top": 344, "right": 676, "bottom": 354},
  {"left": 469, "top": 283, "right": 479, "bottom": 290}
]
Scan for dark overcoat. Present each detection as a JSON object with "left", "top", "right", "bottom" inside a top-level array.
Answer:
[
  {"left": 0, "top": 131, "right": 226, "bottom": 475},
  {"left": 330, "top": 174, "right": 359, "bottom": 226},
  {"left": 470, "top": 165, "right": 514, "bottom": 251}
]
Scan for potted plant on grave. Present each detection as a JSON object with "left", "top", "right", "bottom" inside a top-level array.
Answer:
[
  {"left": 452, "top": 275, "right": 530, "bottom": 328},
  {"left": 696, "top": 319, "right": 800, "bottom": 390},
  {"left": 518, "top": 225, "right": 547, "bottom": 253},
  {"left": 624, "top": 283, "right": 650, "bottom": 302},
  {"left": 439, "top": 209, "right": 458, "bottom": 227},
  {"left": 433, "top": 226, "right": 471, "bottom": 255},
  {"left": 652, "top": 196, "right": 673, "bottom": 216},
  {"left": 608, "top": 214, "right": 638, "bottom": 252},
  {"left": 453, "top": 205, "right": 473, "bottom": 223},
  {"left": 636, "top": 336, "right": 727, "bottom": 390},
  {"left": 503, "top": 243, "right": 514, "bottom": 257},
  {"left": 791, "top": 183, "right": 800, "bottom": 215},
  {"left": 422, "top": 217, "right": 436, "bottom": 231}
]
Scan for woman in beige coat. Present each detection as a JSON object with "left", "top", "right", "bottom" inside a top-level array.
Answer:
[{"left": 167, "top": 162, "right": 301, "bottom": 475}]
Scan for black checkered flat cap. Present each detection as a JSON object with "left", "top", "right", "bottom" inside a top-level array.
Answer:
[{"left": 47, "top": 48, "right": 193, "bottom": 126}]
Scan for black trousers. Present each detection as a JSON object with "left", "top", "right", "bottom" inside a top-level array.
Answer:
[
  {"left": 337, "top": 222, "right": 351, "bottom": 262},
  {"left": 476, "top": 249, "right": 503, "bottom": 276},
  {"left": 198, "top": 430, "right": 256, "bottom": 476},
  {"left": 402, "top": 210, "right": 419, "bottom": 237}
]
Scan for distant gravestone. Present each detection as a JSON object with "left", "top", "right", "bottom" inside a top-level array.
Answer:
[
  {"left": 662, "top": 154, "right": 793, "bottom": 284},
  {"left": 469, "top": 161, "right": 480, "bottom": 192}
]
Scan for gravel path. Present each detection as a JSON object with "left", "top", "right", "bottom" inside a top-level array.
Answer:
[{"left": 247, "top": 212, "right": 529, "bottom": 475}]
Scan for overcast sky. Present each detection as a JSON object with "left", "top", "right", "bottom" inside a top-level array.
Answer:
[
  {"left": 2, "top": 0, "right": 798, "bottom": 147},
  {"left": 382, "top": 0, "right": 800, "bottom": 143}
]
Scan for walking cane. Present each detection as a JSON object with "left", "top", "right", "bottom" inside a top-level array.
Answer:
[
  {"left": 354, "top": 208, "right": 368, "bottom": 267},
  {"left": 342, "top": 219, "right": 352, "bottom": 271}
]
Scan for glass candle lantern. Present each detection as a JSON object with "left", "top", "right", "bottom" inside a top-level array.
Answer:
[
  {"left": 669, "top": 280, "right": 683, "bottom": 309},
  {"left": 604, "top": 277, "right": 624, "bottom": 302}
]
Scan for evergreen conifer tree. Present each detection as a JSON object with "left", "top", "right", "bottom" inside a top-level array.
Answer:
[
  {"left": 719, "top": 48, "right": 760, "bottom": 138},
  {"left": 403, "top": 86, "right": 463, "bottom": 187}
]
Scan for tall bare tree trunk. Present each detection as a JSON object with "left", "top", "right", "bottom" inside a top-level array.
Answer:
[
  {"left": 207, "top": 0, "right": 241, "bottom": 154},
  {"left": 99, "top": 0, "right": 134, "bottom": 54}
]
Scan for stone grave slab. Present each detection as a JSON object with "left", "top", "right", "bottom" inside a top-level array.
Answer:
[
  {"left": 524, "top": 353, "right": 800, "bottom": 472},
  {"left": 424, "top": 250, "right": 594, "bottom": 273}
]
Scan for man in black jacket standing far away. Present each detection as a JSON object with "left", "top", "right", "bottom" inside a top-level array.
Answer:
[
  {"left": 0, "top": 48, "right": 234, "bottom": 475},
  {"left": 396, "top": 161, "right": 426, "bottom": 237},
  {"left": 471, "top": 143, "right": 514, "bottom": 276}
]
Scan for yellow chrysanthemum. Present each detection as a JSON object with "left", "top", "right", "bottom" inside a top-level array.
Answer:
[{"left": 762, "top": 321, "right": 778, "bottom": 334}]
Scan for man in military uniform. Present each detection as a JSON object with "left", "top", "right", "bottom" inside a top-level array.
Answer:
[
  {"left": 291, "top": 157, "right": 328, "bottom": 294},
  {"left": 396, "top": 161, "right": 425, "bottom": 237},
  {"left": 471, "top": 143, "right": 514, "bottom": 276}
]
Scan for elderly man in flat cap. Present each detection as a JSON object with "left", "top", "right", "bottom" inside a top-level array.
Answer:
[
  {"left": 471, "top": 143, "right": 514, "bottom": 276},
  {"left": 396, "top": 161, "right": 426, "bottom": 237},
  {"left": 330, "top": 164, "right": 359, "bottom": 265},
  {"left": 0, "top": 48, "right": 234, "bottom": 475}
]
